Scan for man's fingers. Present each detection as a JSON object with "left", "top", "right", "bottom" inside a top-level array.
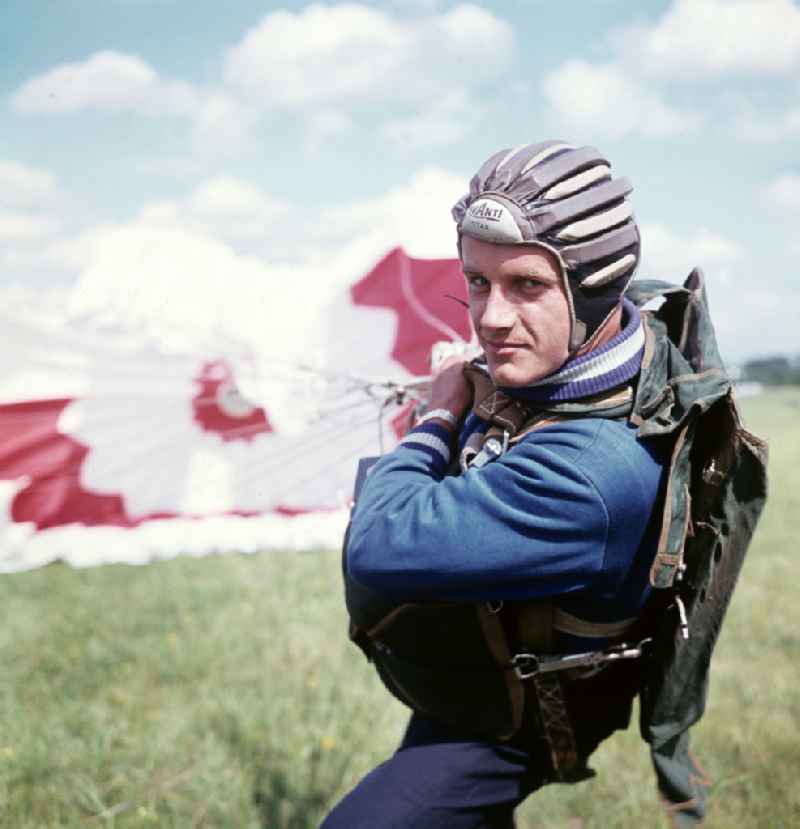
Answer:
[{"left": 433, "top": 355, "right": 468, "bottom": 377}]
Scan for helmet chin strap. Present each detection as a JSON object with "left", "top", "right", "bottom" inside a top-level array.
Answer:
[{"left": 569, "top": 319, "right": 587, "bottom": 353}]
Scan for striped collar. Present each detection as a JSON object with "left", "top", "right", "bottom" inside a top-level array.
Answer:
[{"left": 496, "top": 298, "right": 645, "bottom": 403}]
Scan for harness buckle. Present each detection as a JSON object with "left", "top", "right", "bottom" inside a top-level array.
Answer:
[
  {"left": 511, "top": 639, "right": 652, "bottom": 681},
  {"left": 511, "top": 652, "right": 541, "bottom": 679},
  {"left": 469, "top": 431, "right": 510, "bottom": 470}
]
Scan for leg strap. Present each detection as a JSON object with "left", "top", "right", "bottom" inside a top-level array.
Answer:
[{"left": 529, "top": 671, "right": 580, "bottom": 780}]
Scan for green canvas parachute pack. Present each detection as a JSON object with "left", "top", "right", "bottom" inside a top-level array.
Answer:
[
  {"left": 343, "top": 269, "right": 768, "bottom": 825},
  {"left": 628, "top": 273, "right": 768, "bottom": 825}
]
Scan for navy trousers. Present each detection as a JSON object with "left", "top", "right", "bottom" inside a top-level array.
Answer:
[
  {"left": 321, "top": 661, "right": 642, "bottom": 828},
  {"left": 321, "top": 714, "right": 554, "bottom": 829}
]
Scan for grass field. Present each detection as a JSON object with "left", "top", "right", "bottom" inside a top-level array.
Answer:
[{"left": 1, "top": 389, "right": 798, "bottom": 828}]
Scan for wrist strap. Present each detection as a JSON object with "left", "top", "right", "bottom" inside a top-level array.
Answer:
[{"left": 418, "top": 408, "right": 457, "bottom": 426}]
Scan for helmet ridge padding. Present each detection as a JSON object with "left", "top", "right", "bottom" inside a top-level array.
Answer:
[{"left": 453, "top": 141, "right": 641, "bottom": 350}]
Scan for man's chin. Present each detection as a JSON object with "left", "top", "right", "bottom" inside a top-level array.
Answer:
[{"left": 487, "top": 362, "right": 540, "bottom": 388}]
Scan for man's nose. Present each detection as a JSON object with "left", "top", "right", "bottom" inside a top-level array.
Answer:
[{"left": 479, "top": 286, "right": 515, "bottom": 331}]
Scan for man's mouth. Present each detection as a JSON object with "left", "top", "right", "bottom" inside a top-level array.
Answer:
[
  {"left": 483, "top": 342, "right": 525, "bottom": 360},
  {"left": 483, "top": 341, "right": 526, "bottom": 356}
]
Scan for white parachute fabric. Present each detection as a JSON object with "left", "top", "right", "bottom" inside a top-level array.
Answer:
[{"left": 0, "top": 247, "right": 470, "bottom": 572}]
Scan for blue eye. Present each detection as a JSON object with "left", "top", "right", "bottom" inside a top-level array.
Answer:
[
  {"left": 518, "top": 278, "right": 542, "bottom": 290},
  {"left": 467, "top": 275, "right": 488, "bottom": 290}
]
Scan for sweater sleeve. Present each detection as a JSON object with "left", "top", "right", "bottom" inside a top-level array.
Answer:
[{"left": 346, "top": 419, "right": 616, "bottom": 602}]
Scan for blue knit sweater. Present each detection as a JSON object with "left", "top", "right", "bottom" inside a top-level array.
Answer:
[{"left": 346, "top": 416, "right": 666, "bottom": 650}]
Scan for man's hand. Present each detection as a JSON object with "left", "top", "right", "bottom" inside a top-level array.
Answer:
[{"left": 427, "top": 356, "right": 473, "bottom": 423}]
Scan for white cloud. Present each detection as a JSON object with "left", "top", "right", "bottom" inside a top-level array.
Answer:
[
  {"left": 379, "top": 90, "right": 479, "bottom": 150},
  {"left": 0, "top": 212, "right": 59, "bottom": 241},
  {"left": 224, "top": 4, "right": 404, "bottom": 107},
  {"left": 130, "top": 162, "right": 463, "bottom": 262},
  {"left": 1, "top": 248, "right": 59, "bottom": 277},
  {"left": 12, "top": 51, "right": 201, "bottom": 117},
  {"left": 136, "top": 175, "right": 288, "bottom": 245},
  {"left": 542, "top": 60, "right": 699, "bottom": 138},
  {"left": 617, "top": 0, "right": 800, "bottom": 79},
  {"left": 764, "top": 174, "right": 800, "bottom": 209},
  {"left": 50, "top": 165, "right": 464, "bottom": 361},
  {"left": 315, "top": 166, "right": 463, "bottom": 259},
  {"left": 63, "top": 223, "right": 284, "bottom": 348},
  {"left": 640, "top": 223, "right": 743, "bottom": 281},
  {"left": 189, "top": 92, "right": 258, "bottom": 155},
  {"left": 385, "top": 0, "right": 444, "bottom": 11},
  {"left": 0, "top": 161, "right": 57, "bottom": 206},
  {"left": 12, "top": 50, "right": 262, "bottom": 157},
  {"left": 544, "top": 0, "right": 800, "bottom": 139},
  {"left": 0, "top": 163, "right": 63, "bottom": 271},
  {"left": 731, "top": 103, "right": 800, "bottom": 142},
  {"left": 437, "top": 4, "right": 511, "bottom": 53},
  {"left": 223, "top": 3, "right": 513, "bottom": 109},
  {"left": 635, "top": 222, "right": 794, "bottom": 362},
  {"left": 12, "top": 5, "right": 511, "bottom": 152},
  {"left": 188, "top": 176, "right": 285, "bottom": 220},
  {"left": 303, "top": 110, "right": 354, "bottom": 158}
]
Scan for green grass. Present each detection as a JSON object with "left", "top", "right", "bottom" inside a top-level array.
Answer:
[{"left": 1, "top": 388, "right": 798, "bottom": 827}]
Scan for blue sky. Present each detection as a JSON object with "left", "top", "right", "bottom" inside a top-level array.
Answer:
[{"left": 2, "top": 0, "right": 799, "bottom": 364}]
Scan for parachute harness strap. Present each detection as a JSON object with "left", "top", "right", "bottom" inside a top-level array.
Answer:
[
  {"left": 462, "top": 382, "right": 581, "bottom": 774},
  {"left": 511, "top": 638, "right": 650, "bottom": 780},
  {"left": 460, "top": 368, "right": 642, "bottom": 779}
]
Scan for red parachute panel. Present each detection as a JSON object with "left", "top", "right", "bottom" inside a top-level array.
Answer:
[
  {"left": 0, "top": 399, "right": 133, "bottom": 529},
  {"left": 351, "top": 247, "right": 471, "bottom": 376},
  {"left": 192, "top": 360, "right": 273, "bottom": 442}
]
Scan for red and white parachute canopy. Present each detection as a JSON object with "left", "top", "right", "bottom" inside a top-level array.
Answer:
[{"left": 0, "top": 248, "right": 472, "bottom": 571}]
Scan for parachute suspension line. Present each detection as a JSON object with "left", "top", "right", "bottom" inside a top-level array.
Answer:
[
  {"left": 444, "top": 293, "right": 469, "bottom": 309},
  {"left": 0, "top": 367, "right": 422, "bottom": 513},
  {"left": 174, "top": 414, "right": 383, "bottom": 502},
  {"left": 244, "top": 358, "right": 412, "bottom": 396},
  {"left": 305, "top": 377, "right": 428, "bottom": 428},
  {"left": 307, "top": 394, "right": 380, "bottom": 424},
  {"left": 216, "top": 414, "right": 386, "bottom": 504},
  {"left": 12, "top": 410, "right": 389, "bottom": 510},
  {"left": 252, "top": 359, "right": 364, "bottom": 384},
  {"left": 378, "top": 397, "right": 390, "bottom": 455},
  {"left": 235, "top": 412, "right": 384, "bottom": 476},
  {"left": 71, "top": 415, "right": 210, "bottom": 483},
  {"left": 1, "top": 394, "right": 407, "bottom": 496},
  {"left": 272, "top": 429, "right": 385, "bottom": 502},
  {"left": 376, "top": 382, "right": 418, "bottom": 455},
  {"left": 228, "top": 437, "right": 375, "bottom": 505},
  {"left": 180, "top": 414, "right": 383, "bottom": 493}
]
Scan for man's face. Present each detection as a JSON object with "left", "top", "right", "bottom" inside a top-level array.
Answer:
[{"left": 461, "top": 235, "right": 571, "bottom": 387}]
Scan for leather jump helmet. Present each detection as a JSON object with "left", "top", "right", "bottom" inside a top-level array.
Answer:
[{"left": 452, "top": 140, "right": 641, "bottom": 351}]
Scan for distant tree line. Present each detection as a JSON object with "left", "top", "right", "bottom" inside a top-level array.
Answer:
[{"left": 741, "top": 356, "right": 800, "bottom": 385}]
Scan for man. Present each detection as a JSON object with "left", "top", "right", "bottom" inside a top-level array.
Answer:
[{"left": 324, "top": 141, "right": 668, "bottom": 828}]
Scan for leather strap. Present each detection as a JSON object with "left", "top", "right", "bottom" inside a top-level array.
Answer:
[{"left": 531, "top": 671, "right": 581, "bottom": 779}]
